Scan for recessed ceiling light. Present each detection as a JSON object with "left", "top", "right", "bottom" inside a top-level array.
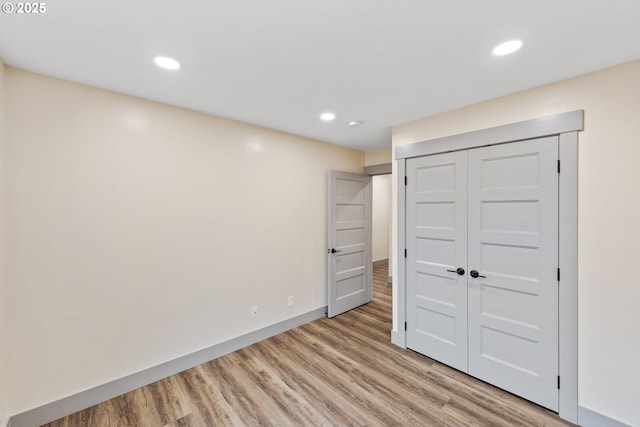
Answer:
[
  {"left": 154, "top": 56, "right": 181, "bottom": 70},
  {"left": 348, "top": 121, "right": 362, "bottom": 128},
  {"left": 320, "top": 112, "right": 336, "bottom": 122},
  {"left": 492, "top": 40, "right": 523, "bottom": 56}
]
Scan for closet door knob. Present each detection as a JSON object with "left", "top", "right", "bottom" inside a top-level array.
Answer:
[
  {"left": 470, "top": 270, "right": 486, "bottom": 278},
  {"left": 446, "top": 267, "right": 465, "bottom": 276}
]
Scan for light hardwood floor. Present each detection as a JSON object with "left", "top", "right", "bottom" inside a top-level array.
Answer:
[{"left": 44, "top": 264, "right": 575, "bottom": 426}]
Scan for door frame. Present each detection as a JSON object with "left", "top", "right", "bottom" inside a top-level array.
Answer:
[
  {"left": 326, "top": 167, "right": 392, "bottom": 318},
  {"left": 393, "top": 110, "right": 582, "bottom": 423},
  {"left": 365, "top": 164, "right": 393, "bottom": 282}
]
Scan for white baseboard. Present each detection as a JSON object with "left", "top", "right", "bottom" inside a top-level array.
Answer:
[
  {"left": 578, "top": 405, "right": 632, "bottom": 427},
  {"left": 10, "top": 306, "right": 327, "bottom": 427}
]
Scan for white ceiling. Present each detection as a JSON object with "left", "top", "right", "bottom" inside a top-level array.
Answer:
[{"left": 1, "top": 1, "right": 639, "bottom": 151}]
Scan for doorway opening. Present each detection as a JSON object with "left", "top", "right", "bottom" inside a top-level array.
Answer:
[{"left": 371, "top": 173, "right": 392, "bottom": 282}]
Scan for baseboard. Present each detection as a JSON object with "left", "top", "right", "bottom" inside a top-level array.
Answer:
[
  {"left": 578, "top": 405, "right": 632, "bottom": 427},
  {"left": 10, "top": 306, "right": 327, "bottom": 427},
  {"left": 372, "top": 258, "right": 388, "bottom": 266}
]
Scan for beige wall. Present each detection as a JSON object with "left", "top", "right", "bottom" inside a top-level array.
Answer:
[
  {"left": 393, "top": 60, "right": 640, "bottom": 426},
  {"left": 371, "top": 175, "right": 391, "bottom": 262},
  {"left": 5, "top": 68, "right": 364, "bottom": 414},
  {"left": 0, "top": 59, "right": 9, "bottom": 425},
  {"left": 364, "top": 147, "right": 392, "bottom": 166}
]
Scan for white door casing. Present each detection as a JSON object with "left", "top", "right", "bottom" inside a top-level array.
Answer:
[
  {"left": 328, "top": 171, "right": 372, "bottom": 318},
  {"left": 406, "top": 152, "right": 468, "bottom": 371}
]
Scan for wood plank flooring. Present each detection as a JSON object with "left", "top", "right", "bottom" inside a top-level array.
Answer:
[{"left": 44, "top": 264, "right": 575, "bottom": 426}]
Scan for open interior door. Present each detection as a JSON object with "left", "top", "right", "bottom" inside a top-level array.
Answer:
[{"left": 327, "top": 170, "right": 372, "bottom": 317}]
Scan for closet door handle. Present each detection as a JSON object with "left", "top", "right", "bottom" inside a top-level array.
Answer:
[
  {"left": 446, "top": 267, "right": 465, "bottom": 276},
  {"left": 469, "top": 270, "right": 486, "bottom": 278}
]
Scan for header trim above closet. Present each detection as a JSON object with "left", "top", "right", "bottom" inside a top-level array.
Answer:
[{"left": 395, "top": 110, "right": 583, "bottom": 160}]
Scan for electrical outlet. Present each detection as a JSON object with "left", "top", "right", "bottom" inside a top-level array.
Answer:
[
  {"left": 288, "top": 296, "right": 294, "bottom": 307},
  {"left": 251, "top": 305, "right": 258, "bottom": 318}
]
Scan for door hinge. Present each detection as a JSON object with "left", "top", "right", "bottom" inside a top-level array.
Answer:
[
  {"left": 557, "top": 160, "right": 561, "bottom": 173},
  {"left": 557, "top": 268, "right": 560, "bottom": 282},
  {"left": 404, "top": 176, "right": 408, "bottom": 186},
  {"left": 557, "top": 376, "right": 560, "bottom": 389},
  {"left": 404, "top": 249, "right": 407, "bottom": 258},
  {"left": 404, "top": 321, "right": 407, "bottom": 331}
]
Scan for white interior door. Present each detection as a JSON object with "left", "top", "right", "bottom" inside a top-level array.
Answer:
[
  {"left": 405, "top": 136, "right": 560, "bottom": 411},
  {"left": 467, "top": 137, "right": 559, "bottom": 411},
  {"left": 327, "top": 171, "right": 372, "bottom": 318},
  {"left": 406, "top": 152, "right": 468, "bottom": 371}
]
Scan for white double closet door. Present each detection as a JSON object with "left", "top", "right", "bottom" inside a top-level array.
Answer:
[{"left": 406, "top": 137, "right": 559, "bottom": 411}]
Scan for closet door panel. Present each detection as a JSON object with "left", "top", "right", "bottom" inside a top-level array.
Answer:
[
  {"left": 467, "top": 137, "right": 559, "bottom": 411},
  {"left": 406, "top": 152, "right": 468, "bottom": 371}
]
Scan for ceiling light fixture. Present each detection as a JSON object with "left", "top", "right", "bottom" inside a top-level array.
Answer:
[
  {"left": 348, "top": 121, "right": 362, "bottom": 128},
  {"left": 492, "top": 40, "right": 523, "bottom": 56},
  {"left": 320, "top": 112, "right": 336, "bottom": 121},
  {"left": 154, "top": 56, "right": 181, "bottom": 70}
]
